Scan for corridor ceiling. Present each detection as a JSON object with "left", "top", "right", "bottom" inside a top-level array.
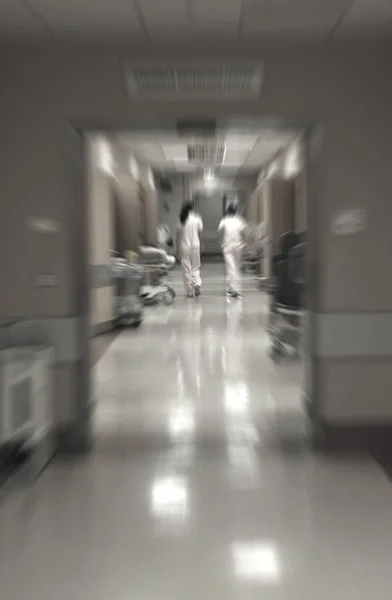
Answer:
[
  {"left": 113, "top": 129, "right": 299, "bottom": 174},
  {"left": 0, "top": 0, "right": 391, "bottom": 41}
]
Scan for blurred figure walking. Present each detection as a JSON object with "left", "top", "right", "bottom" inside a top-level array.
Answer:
[
  {"left": 218, "top": 203, "right": 246, "bottom": 298},
  {"left": 176, "top": 201, "right": 203, "bottom": 297}
]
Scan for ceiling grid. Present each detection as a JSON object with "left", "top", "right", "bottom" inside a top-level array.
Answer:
[
  {"left": 112, "top": 129, "right": 299, "bottom": 176},
  {"left": 0, "top": 0, "right": 390, "bottom": 41}
]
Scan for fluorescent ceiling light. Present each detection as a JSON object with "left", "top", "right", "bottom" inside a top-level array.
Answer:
[{"left": 162, "top": 144, "right": 188, "bottom": 161}]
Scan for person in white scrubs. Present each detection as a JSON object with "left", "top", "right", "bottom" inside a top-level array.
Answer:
[
  {"left": 218, "top": 203, "right": 246, "bottom": 298},
  {"left": 176, "top": 201, "right": 203, "bottom": 297}
]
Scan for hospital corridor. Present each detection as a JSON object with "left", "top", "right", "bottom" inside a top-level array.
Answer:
[{"left": 2, "top": 1, "right": 392, "bottom": 596}]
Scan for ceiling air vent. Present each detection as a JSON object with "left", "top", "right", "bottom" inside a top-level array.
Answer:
[
  {"left": 124, "top": 63, "right": 264, "bottom": 99},
  {"left": 187, "top": 143, "right": 226, "bottom": 165}
]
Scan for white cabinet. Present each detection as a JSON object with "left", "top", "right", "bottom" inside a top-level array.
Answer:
[{"left": 0, "top": 345, "right": 54, "bottom": 448}]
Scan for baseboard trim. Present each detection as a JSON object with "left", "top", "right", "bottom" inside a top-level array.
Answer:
[
  {"left": 312, "top": 421, "right": 392, "bottom": 453},
  {"left": 90, "top": 320, "right": 115, "bottom": 338},
  {"left": 54, "top": 404, "right": 94, "bottom": 456},
  {"left": 0, "top": 429, "right": 56, "bottom": 487}
]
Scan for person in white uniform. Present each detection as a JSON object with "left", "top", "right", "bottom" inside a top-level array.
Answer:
[
  {"left": 218, "top": 203, "right": 246, "bottom": 298},
  {"left": 176, "top": 201, "right": 203, "bottom": 297}
]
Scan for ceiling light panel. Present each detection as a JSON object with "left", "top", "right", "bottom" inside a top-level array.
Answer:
[
  {"left": 187, "top": 143, "right": 226, "bottom": 165},
  {"left": 124, "top": 63, "right": 264, "bottom": 99}
]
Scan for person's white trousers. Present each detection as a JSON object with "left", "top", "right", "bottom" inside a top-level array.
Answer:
[
  {"left": 181, "top": 246, "right": 201, "bottom": 296},
  {"left": 223, "top": 248, "right": 242, "bottom": 295}
]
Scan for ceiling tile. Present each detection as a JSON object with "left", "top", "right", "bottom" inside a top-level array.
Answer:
[
  {"left": 243, "top": 24, "right": 332, "bottom": 38},
  {"left": 338, "top": 0, "right": 392, "bottom": 35},
  {"left": 244, "top": 0, "right": 344, "bottom": 33},
  {"left": 247, "top": 0, "right": 347, "bottom": 13},
  {"left": 0, "top": 0, "right": 49, "bottom": 35},
  {"left": 190, "top": 0, "right": 242, "bottom": 24},
  {"left": 139, "top": 0, "right": 188, "bottom": 29},
  {"left": 30, "top": 0, "right": 142, "bottom": 31}
]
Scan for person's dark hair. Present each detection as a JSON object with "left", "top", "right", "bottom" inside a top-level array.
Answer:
[
  {"left": 179, "top": 201, "right": 194, "bottom": 225},
  {"left": 226, "top": 203, "right": 237, "bottom": 216}
]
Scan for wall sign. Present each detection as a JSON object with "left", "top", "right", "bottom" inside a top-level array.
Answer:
[
  {"left": 331, "top": 208, "right": 366, "bottom": 236},
  {"left": 27, "top": 217, "right": 61, "bottom": 234}
]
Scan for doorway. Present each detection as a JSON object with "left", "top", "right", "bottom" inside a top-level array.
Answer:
[{"left": 79, "top": 117, "right": 316, "bottom": 454}]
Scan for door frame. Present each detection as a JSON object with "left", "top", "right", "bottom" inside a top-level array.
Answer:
[{"left": 68, "top": 118, "right": 321, "bottom": 453}]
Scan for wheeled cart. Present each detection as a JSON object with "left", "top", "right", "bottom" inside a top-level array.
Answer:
[
  {"left": 111, "top": 256, "right": 144, "bottom": 328},
  {"left": 139, "top": 246, "right": 176, "bottom": 306}
]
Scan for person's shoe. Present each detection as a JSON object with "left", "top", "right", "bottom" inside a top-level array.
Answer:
[
  {"left": 194, "top": 285, "right": 201, "bottom": 297},
  {"left": 231, "top": 291, "right": 241, "bottom": 299}
]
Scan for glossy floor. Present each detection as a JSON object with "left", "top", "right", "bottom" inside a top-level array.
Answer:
[{"left": 1, "top": 267, "right": 392, "bottom": 599}]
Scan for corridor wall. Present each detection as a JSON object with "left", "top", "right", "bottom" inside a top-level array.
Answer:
[
  {"left": 114, "top": 175, "right": 140, "bottom": 253},
  {"left": 143, "top": 188, "right": 158, "bottom": 247},
  {"left": 294, "top": 171, "right": 307, "bottom": 233},
  {"left": 262, "top": 178, "right": 295, "bottom": 277},
  {"left": 87, "top": 137, "right": 115, "bottom": 337},
  {"left": 246, "top": 190, "right": 258, "bottom": 223}
]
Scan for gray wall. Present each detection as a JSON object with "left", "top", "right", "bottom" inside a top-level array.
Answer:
[
  {"left": 1, "top": 41, "right": 392, "bottom": 448},
  {"left": 87, "top": 137, "right": 115, "bottom": 335},
  {"left": 195, "top": 193, "right": 224, "bottom": 255},
  {"left": 294, "top": 171, "right": 307, "bottom": 233},
  {"left": 114, "top": 174, "right": 140, "bottom": 252}
]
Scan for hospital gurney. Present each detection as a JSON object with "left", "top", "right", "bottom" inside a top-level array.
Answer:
[
  {"left": 241, "top": 223, "right": 266, "bottom": 274},
  {"left": 111, "top": 253, "right": 144, "bottom": 328},
  {"left": 157, "top": 224, "right": 174, "bottom": 255},
  {"left": 139, "top": 246, "right": 176, "bottom": 306},
  {"left": 268, "top": 233, "right": 306, "bottom": 361}
]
